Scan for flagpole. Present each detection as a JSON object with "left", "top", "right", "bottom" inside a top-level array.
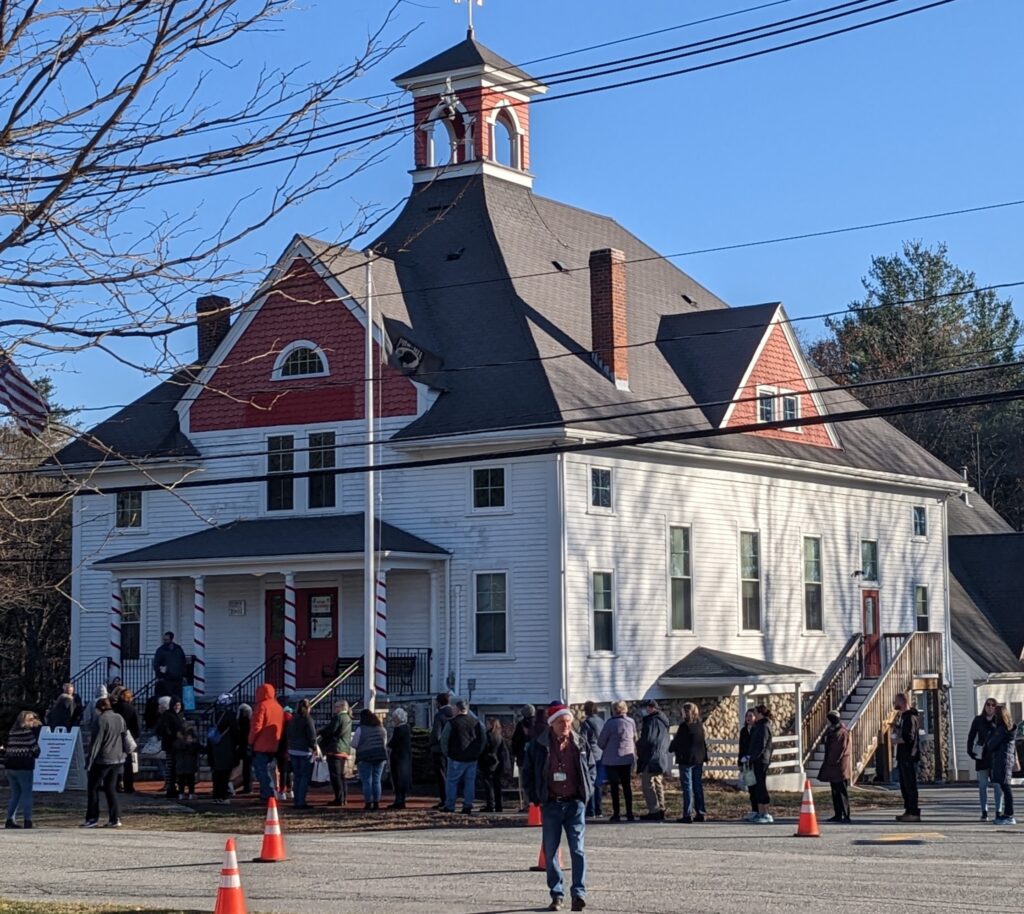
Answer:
[{"left": 363, "top": 257, "right": 376, "bottom": 713}]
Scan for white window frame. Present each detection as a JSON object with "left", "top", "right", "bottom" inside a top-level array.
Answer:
[
  {"left": 860, "top": 538, "right": 879, "bottom": 584},
  {"left": 113, "top": 489, "right": 145, "bottom": 533},
  {"left": 590, "top": 568, "right": 616, "bottom": 656},
  {"left": 756, "top": 386, "right": 776, "bottom": 423},
  {"left": 739, "top": 529, "right": 763, "bottom": 634},
  {"left": 914, "top": 584, "right": 929, "bottom": 632},
  {"left": 755, "top": 385, "right": 801, "bottom": 431},
  {"left": 306, "top": 430, "right": 338, "bottom": 513},
  {"left": 802, "top": 534, "right": 824, "bottom": 634},
  {"left": 912, "top": 505, "right": 928, "bottom": 539},
  {"left": 271, "top": 340, "right": 329, "bottom": 381},
  {"left": 588, "top": 465, "right": 614, "bottom": 514},
  {"left": 120, "top": 584, "right": 143, "bottom": 661},
  {"left": 265, "top": 432, "right": 296, "bottom": 513},
  {"left": 668, "top": 524, "right": 694, "bottom": 634},
  {"left": 468, "top": 464, "right": 511, "bottom": 515},
  {"left": 472, "top": 570, "right": 511, "bottom": 658}
]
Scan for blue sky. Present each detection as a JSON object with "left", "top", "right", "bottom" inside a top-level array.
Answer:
[{"left": 47, "top": 0, "right": 1023, "bottom": 421}]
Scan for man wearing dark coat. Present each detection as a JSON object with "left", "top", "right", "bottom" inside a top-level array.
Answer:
[
  {"left": 152, "top": 631, "right": 187, "bottom": 700},
  {"left": 817, "top": 710, "right": 852, "bottom": 822},
  {"left": 388, "top": 709, "right": 413, "bottom": 809}
]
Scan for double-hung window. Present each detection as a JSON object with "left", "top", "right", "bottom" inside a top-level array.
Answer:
[
  {"left": 913, "top": 506, "right": 928, "bottom": 538},
  {"left": 475, "top": 572, "right": 508, "bottom": 654},
  {"left": 115, "top": 491, "right": 142, "bottom": 529},
  {"left": 592, "top": 571, "right": 615, "bottom": 652},
  {"left": 267, "top": 435, "right": 295, "bottom": 511},
  {"left": 803, "top": 536, "right": 823, "bottom": 631},
  {"left": 669, "top": 526, "right": 693, "bottom": 632},
  {"left": 590, "top": 468, "right": 612, "bottom": 510},
  {"left": 308, "top": 432, "right": 336, "bottom": 509},
  {"left": 861, "top": 539, "right": 879, "bottom": 582},
  {"left": 473, "top": 467, "right": 506, "bottom": 510},
  {"left": 740, "top": 532, "right": 761, "bottom": 631},
  {"left": 915, "top": 585, "right": 929, "bottom": 632},
  {"left": 121, "top": 586, "right": 142, "bottom": 661}
]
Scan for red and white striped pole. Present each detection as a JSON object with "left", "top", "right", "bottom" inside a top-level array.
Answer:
[
  {"left": 108, "top": 578, "right": 123, "bottom": 681},
  {"left": 374, "top": 572, "right": 387, "bottom": 697},
  {"left": 192, "top": 575, "right": 206, "bottom": 697},
  {"left": 283, "top": 572, "right": 297, "bottom": 693}
]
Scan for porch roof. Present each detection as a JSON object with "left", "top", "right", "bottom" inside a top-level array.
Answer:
[
  {"left": 658, "top": 647, "right": 814, "bottom": 688},
  {"left": 96, "top": 513, "right": 448, "bottom": 571}
]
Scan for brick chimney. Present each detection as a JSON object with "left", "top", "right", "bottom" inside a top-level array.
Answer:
[
  {"left": 196, "top": 295, "right": 231, "bottom": 364},
  {"left": 589, "top": 248, "right": 629, "bottom": 388}
]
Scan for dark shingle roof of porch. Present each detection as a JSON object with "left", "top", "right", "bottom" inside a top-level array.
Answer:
[
  {"left": 660, "top": 647, "right": 813, "bottom": 682},
  {"left": 96, "top": 514, "right": 447, "bottom": 566}
]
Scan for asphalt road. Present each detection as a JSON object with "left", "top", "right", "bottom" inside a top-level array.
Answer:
[{"left": 0, "top": 788, "right": 1020, "bottom": 914}]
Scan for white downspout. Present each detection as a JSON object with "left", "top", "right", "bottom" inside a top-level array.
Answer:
[
  {"left": 942, "top": 496, "right": 957, "bottom": 780},
  {"left": 557, "top": 453, "right": 569, "bottom": 703}
]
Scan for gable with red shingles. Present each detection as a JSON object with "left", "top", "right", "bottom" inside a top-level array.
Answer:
[
  {"left": 189, "top": 257, "right": 417, "bottom": 432},
  {"left": 724, "top": 323, "right": 836, "bottom": 448}
]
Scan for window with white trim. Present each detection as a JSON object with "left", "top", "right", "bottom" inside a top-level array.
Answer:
[
  {"left": 740, "top": 531, "right": 761, "bottom": 631},
  {"left": 592, "top": 571, "right": 615, "bottom": 653},
  {"left": 913, "top": 505, "right": 928, "bottom": 538},
  {"left": 308, "top": 432, "right": 336, "bottom": 509},
  {"left": 860, "top": 539, "right": 879, "bottom": 582},
  {"left": 915, "top": 585, "right": 929, "bottom": 632},
  {"left": 803, "top": 536, "right": 823, "bottom": 632},
  {"left": 669, "top": 525, "right": 693, "bottom": 632},
  {"left": 756, "top": 386, "right": 800, "bottom": 428},
  {"left": 272, "top": 342, "right": 328, "bottom": 380},
  {"left": 590, "top": 467, "right": 612, "bottom": 510},
  {"left": 491, "top": 110, "right": 521, "bottom": 169},
  {"left": 782, "top": 393, "right": 800, "bottom": 424},
  {"left": 267, "top": 434, "right": 295, "bottom": 511},
  {"left": 474, "top": 572, "right": 507, "bottom": 654},
  {"left": 757, "top": 388, "right": 775, "bottom": 422},
  {"left": 472, "top": 467, "right": 506, "bottom": 510},
  {"left": 121, "top": 585, "right": 141, "bottom": 661},
  {"left": 115, "top": 490, "right": 142, "bottom": 529}
]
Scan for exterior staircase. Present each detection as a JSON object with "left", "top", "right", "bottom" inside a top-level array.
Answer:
[{"left": 802, "top": 631, "right": 944, "bottom": 783}]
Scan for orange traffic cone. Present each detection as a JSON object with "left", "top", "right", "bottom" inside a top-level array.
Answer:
[
  {"left": 214, "top": 838, "right": 247, "bottom": 914},
  {"left": 530, "top": 836, "right": 565, "bottom": 872},
  {"left": 527, "top": 803, "right": 542, "bottom": 827},
  {"left": 793, "top": 779, "right": 821, "bottom": 838},
  {"left": 253, "top": 796, "right": 288, "bottom": 862}
]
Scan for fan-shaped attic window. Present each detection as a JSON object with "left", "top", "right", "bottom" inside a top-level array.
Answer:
[{"left": 272, "top": 341, "right": 328, "bottom": 380}]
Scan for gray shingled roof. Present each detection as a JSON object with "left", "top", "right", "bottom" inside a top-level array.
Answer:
[
  {"left": 660, "top": 647, "right": 813, "bottom": 681},
  {"left": 95, "top": 514, "right": 447, "bottom": 566},
  {"left": 947, "top": 493, "right": 1014, "bottom": 535},
  {"left": 950, "top": 534, "right": 1024, "bottom": 660},
  {"left": 395, "top": 35, "right": 533, "bottom": 83},
  {"left": 950, "top": 576, "right": 1024, "bottom": 674}
]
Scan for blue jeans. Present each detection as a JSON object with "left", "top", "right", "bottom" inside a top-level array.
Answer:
[
  {"left": 444, "top": 759, "right": 477, "bottom": 811},
  {"left": 978, "top": 768, "right": 1004, "bottom": 815},
  {"left": 253, "top": 751, "right": 275, "bottom": 801},
  {"left": 358, "top": 760, "right": 384, "bottom": 804},
  {"left": 542, "top": 799, "right": 587, "bottom": 901},
  {"left": 586, "top": 764, "right": 604, "bottom": 817},
  {"left": 6, "top": 769, "right": 34, "bottom": 823},
  {"left": 680, "top": 764, "right": 706, "bottom": 817},
  {"left": 291, "top": 753, "right": 312, "bottom": 806}
]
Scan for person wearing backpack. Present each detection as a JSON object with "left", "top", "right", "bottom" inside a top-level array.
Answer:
[{"left": 892, "top": 693, "right": 921, "bottom": 823}]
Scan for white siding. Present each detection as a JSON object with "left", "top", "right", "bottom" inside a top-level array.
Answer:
[{"left": 950, "top": 643, "right": 983, "bottom": 778}]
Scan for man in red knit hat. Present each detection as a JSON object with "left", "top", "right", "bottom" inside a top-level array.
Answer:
[{"left": 522, "top": 702, "right": 596, "bottom": 912}]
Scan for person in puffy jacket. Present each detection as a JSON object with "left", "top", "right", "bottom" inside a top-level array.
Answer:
[
  {"left": 3, "top": 710, "right": 42, "bottom": 829},
  {"left": 286, "top": 699, "right": 317, "bottom": 810},
  {"left": 388, "top": 708, "right": 413, "bottom": 810},
  {"left": 987, "top": 705, "right": 1017, "bottom": 826},
  {"left": 967, "top": 698, "right": 1003, "bottom": 820},
  {"left": 46, "top": 684, "right": 78, "bottom": 730},
  {"left": 318, "top": 699, "right": 352, "bottom": 807},
  {"left": 669, "top": 701, "right": 708, "bottom": 823},
  {"left": 84, "top": 698, "right": 127, "bottom": 828},
  {"left": 817, "top": 710, "right": 852, "bottom": 823},
  {"left": 353, "top": 708, "right": 388, "bottom": 810},
  {"left": 155, "top": 695, "right": 185, "bottom": 798},
  {"left": 208, "top": 694, "right": 239, "bottom": 803},
  {"left": 746, "top": 704, "right": 774, "bottom": 824},
  {"left": 249, "top": 683, "right": 284, "bottom": 802},
  {"left": 597, "top": 700, "right": 636, "bottom": 822},
  {"left": 637, "top": 699, "right": 671, "bottom": 822}
]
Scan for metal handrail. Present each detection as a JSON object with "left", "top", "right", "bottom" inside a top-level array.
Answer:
[
  {"left": 801, "top": 633, "right": 863, "bottom": 763},
  {"left": 309, "top": 660, "right": 362, "bottom": 711}
]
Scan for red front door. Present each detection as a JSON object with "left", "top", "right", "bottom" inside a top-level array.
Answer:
[
  {"left": 862, "top": 590, "right": 881, "bottom": 677},
  {"left": 265, "top": 588, "right": 338, "bottom": 688}
]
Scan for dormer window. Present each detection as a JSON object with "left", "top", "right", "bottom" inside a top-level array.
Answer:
[
  {"left": 755, "top": 385, "right": 801, "bottom": 430},
  {"left": 272, "top": 341, "right": 328, "bottom": 380},
  {"left": 489, "top": 105, "right": 522, "bottom": 170}
]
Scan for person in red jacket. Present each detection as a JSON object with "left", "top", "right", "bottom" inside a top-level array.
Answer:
[{"left": 248, "top": 683, "right": 284, "bottom": 802}]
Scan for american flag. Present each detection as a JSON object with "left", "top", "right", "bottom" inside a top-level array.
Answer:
[{"left": 0, "top": 353, "right": 49, "bottom": 436}]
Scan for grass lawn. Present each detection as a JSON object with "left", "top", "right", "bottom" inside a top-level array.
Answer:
[{"left": 4, "top": 779, "right": 901, "bottom": 833}]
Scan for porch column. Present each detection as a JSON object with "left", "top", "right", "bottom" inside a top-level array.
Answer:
[
  {"left": 108, "top": 577, "right": 123, "bottom": 680},
  {"left": 374, "top": 571, "right": 387, "bottom": 698},
  {"left": 283, "top": 572, "right": 297, "bottom": 693},
  {"left": 794, "top": 680, "right": 804, "bottom": 779},
  {"left": 192, "top": 576, "right": 206, "bottom": 697}
]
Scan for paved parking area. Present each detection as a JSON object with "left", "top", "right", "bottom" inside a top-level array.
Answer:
[{"left": 0, "top": 788, "right": 1020, "bottom": 913}]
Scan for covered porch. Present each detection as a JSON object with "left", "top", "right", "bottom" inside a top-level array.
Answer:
[{"left": 94, "top": 513, "right": 449, "bottom": 705}]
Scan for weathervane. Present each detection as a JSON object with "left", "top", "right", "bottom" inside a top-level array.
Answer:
[{"left": 454, "top": 0, "right": 483, "bottom": 38}]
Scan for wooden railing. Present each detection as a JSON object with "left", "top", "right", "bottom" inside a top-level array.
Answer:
[
  {"left": 801, "top": 634, "right": 863, "bottom": 763},
  {"left": 703, "top": 735, "right": 801, "bottom": 779},
  {"left": 847, "top": 631, "right": 943, "bottom": 779}
]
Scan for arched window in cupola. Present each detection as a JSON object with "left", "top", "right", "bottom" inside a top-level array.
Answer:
[
  {"left": 428, "top": 117, "right": 458, "bottom": 167},
  {"left": 272, "top": 341, "right": 328, "bottom": 380},
  {"left": 488, "top": 104, "right": 522, "bottom": 170}
]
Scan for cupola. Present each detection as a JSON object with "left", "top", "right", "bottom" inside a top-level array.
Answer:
[{"left": 394, "top": 32, "right": 548, "bottom": 188}]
